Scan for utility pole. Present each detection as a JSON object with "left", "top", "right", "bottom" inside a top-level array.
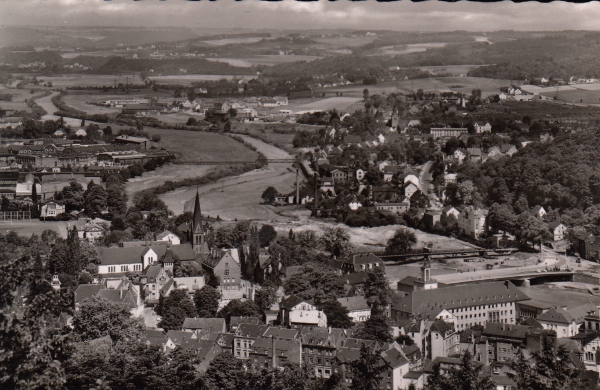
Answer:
[
  {"left": 313, "top": 172, "right": 318, "bottom": 217},
  {"left": 295, "top": 169, "right": 299, "bottom": 205}
]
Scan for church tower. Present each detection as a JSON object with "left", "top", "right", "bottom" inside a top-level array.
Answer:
[
  {"left": 391, "top": 104, "right": 399, "bottom": 129},
  {"left": 414, "top": 256, "right": 438, "bottom": 291},
  {"left": 191, "top": 190, "right": 208, "bottom": 256}
]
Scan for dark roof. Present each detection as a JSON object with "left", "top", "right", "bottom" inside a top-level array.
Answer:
[
  {"left": 300, "top": 326, "right": 345, "bottom": 346},
  {"left": 235, "top": 323, "right": 269, "bottom": 339},
  {"left": 429, "top": 319, "right": 455, "bottom": 337},
  {"left": 483, "top": 322, "right": 531, "bottom": 340},
  {"left": 144, "top": 330, "right": 166, "bottom": 346},
  {"left": 98, "top": 244, "right": 196, "bottom": 266},
  {"left": 279, "top": 295, "right": 306, "bottom": 310},
  {"left": 182, "top": 318, "right": 226, "bottom": 332},
  {"left": 74, "top": 284, "right": 103, "bottom": 303},
  {"left": 192, "top": 191, "right": 204, "bottom": 235},
  {"left": 381, "top": 347, "right": 409, "bottom": 369},
  {"left": 548, "top": 221, "right": 564, "bottom": 230},
  {"left": 521, "top": 317, "right": 544, "bottom": 329},
  {"left": 392, "top": 281, "right": 530, "bottom": 317},
  {"left": 230, "top": 316, "right": 261, "bottom": 329},
  {"left": 537, "top": 308, "right": 574, "bottom": 324},
  {"left": 251, "top": 337, "right": 299, "bottom": 356},
  {"left": 337, "top": 296, "right": 370, "bottom": 311},
  {"left": 341, "top": 253, "right": 383, "bottom": 266},
  {"left": 263, "top": 327, "right": 299, "bottom": 340}
]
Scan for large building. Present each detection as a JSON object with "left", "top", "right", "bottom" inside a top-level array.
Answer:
[
  {"left": 458, "top": 206, "right": 488, "bottom": 238},
  {"left": 392, "top": 280, "right": 530, "bottom": 331},
  {"left": 430, "top": 127, "right": 469, "bottom": 139}
]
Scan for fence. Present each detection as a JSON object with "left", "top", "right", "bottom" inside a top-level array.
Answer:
[{"left": 0, "top": 211, "right": 32, "bottom": 221}]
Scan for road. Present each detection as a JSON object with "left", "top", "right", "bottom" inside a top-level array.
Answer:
[{"left": 418, "top": 161, "right": 433, "bottom": 194}]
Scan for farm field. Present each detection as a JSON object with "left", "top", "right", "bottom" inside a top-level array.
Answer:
[
  {"left": 312, "top": 36, "right": 376, "bottom": 47},
  {"left": 231, "top": 122, "right": 315, "bottom": 151},
  {"left": 541, "top": 89, "right": 600, "bottom": 105},
  {"left": 147, "top": 74, "right": 255, "bottom": 85},
  {"left": 374, "top": 42, "right": 447, "bottom": 56},
  {"left": 143, "top": 128, "right": 259, "bottom": 163},
  {"left": 206, "top": 55, "right": 322, "bottom": 67},
  {"left": 62, "top": 94, "right": 121, "bottom": 115},
  {"left": 40, "top": 74, "right": 143, "bottom": 87},
  {"left": 411, "top": 65, "right": 485, "bottom": 75},
  {"left": 202, "top": 37, "right": 268, "bottom": 46},
  {"left": 0, "top": 221, "right": 69, "bottom": 239},
  {"left": 294, "top": 97, "right": 362, "bottom": 112}
]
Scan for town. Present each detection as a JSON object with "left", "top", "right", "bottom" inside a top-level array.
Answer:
[{"left": 3, "top": 4, "right": 600, "bottom": 390}]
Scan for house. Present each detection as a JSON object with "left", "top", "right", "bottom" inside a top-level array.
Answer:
[
  {"left": 474, "top": 122, "right": 492, "bottom": 133},
  {"left": 380, "top": 346, "right": 411, "bottom": 390},
  {"left": 97, "top": 243, "right": 196, "bottom": 276},
  {"left": 53, "top": 129, "right": 66, "bottom": 138},
  {"left": 337, "top": 296, "right": 371, "bottom": 322},
  {"left": 233, "top": 323, "right": 269, "bottom": 360},
  {"left": 453, "top": 149, "right": 466, "bottom": 163},
  {"left": 279, "top": 295, "right": 327, "bottom": 328},
  {"left": 383, "top": 165, "right": 399, "bottom": 182},
  {"left": 392, "top": 281, "right": 530, "bottom": 331},
  {"left": 348, "top": 198, "right": 362, "bottom": 211},
  {"left": 75, "top": 128, "right": 87, "bottom": 137},
  {"left": 532, "top": 205, "right": 546, "bottom": 218},
  {"left": 442, "top": 206, "right": 460, "bottom": 219},
  {"left": 404, "top": 182, "right": 419, "bottom": 199},
  {"left": 71, "top": 218, "right": 105, "bottom": 243},
  {"left": 160, "top": 275, "right": 205, "bottom": 299},
  {"left": 374, "top": 199, "right": 410, "bottom": 215},
  {"left": 423, "top": 209, "right": 442, "bottom": 229},
  {"left": 40, "top": 201, "right": 65, "bottom": 218},
  {"left": 486, "top": 145, "right": 503, "bottom": 160},
  {"left": 458, "top": 206, "right": 488, "bottom": 238},
  {"left": 403, "top": 171, "right": 421, "bottom": 188},
  {"left": 74, "top": 278, "right": 140, "bottom": 311},
  {"left": 202, "top": 248, "right": 241, "bottom": 291},
  {"left": 331, "top": 168, "right": 351, "bottom": 183},
  {"left": 442, "top": 173, "right": 457, "bottom": 186},
  {"left": 355, "top": 168, "right": 365, "bottom": 181},
  {"left": 156, "top": 230, "right": 180, "bottom": 245},
  {"left": 537, "top": 307, "right": 579, "bottom": 338},
  {"left": 466, "top": 147, "right": 482, "bottom": 162},
  {"left": 430, "top": 128, "right": 469, "bottom": 139},
  {"left": 182, "top": 318, "right": 226, "bottom": 334},
  {"left": 548, "top": 222, "right": 568, "bottom": 242},
  {"left": 339, "top": 253, "right": 384, "bottom": 274},
  {"left": 500, "top": 144, "right": 518, "bottom": 156},
  {"left": 300, "top": 326, "right": 347, "bottom": 379},
  {"left": 572, "top": 332, "right": 600, "bottom": 373}
]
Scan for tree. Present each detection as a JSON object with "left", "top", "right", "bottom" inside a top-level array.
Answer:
[
  {"left": 363, "top": 88, "right": 369, "bottom": 101},
  {"left": 193, "top": 285, "right": 221, "bottom": 318},
  {"left": 320, "top": 300, "right": 353, "bottom": 329},
  {"left": 84, "top": 181, "right": 108, "bottom": 218},
  {"left": 72, "top": 296, "right": 144, "bottom": 343},
  {"left": 320, "top": 226, "right": 352, "bottom": 259},
  {"left": 31, "top": 179, "right": 38, "bottom": 217},
  {"left": 349, "top": 343, "right": 385, "bottom": 390},
  {"left": 385, "top": 228, "right": 417, "bottom": 255},
  {"left": 258, "top": 224, "right": 277, "bottom": 247},
  {"left": 217, "top": 299, "right": 261, "bottom": 325},
  {"left": 486, "top": 203, "right": 517, "bottom": 234},
  {"left": 262, "top": 186, "right": 278, "bottom": 204},
  {"left": 363, "top": 267, "right": 390, "bottom": 307},
  {"left": 158, "top": 289, "right": 197, "bottom": 331},
  {"left": 354, "top": 307, "right": 392, "bottom": 342},
  {"left": 59, "top": 181, "right": 85, "bottom": 212},
  {"left": 515, "top": 212, "right": 551, "bottom": 249},
  {"left": 425, "top": 350, "right": 495, "bottom": 390},
  {"left": 284, "top": 263, "right": 346, "bottom": 305},
  {"left": 254, "top": 285, "right": 277, "bottom": 313},
  {"left": 204, "top": 352, "right": 245, "bottom": 390}
]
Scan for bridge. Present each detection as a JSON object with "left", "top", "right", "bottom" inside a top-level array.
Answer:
[
  {"left": 434, "top": 269, "right": 576, "bottom": 286},
  {"left": 357, "top": 247, "right": 518, "bottom": 265},
  {"left": 174, "top": 159, "right": 298, "bottom": 165}
]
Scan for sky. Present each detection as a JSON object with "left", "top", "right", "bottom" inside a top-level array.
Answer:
[{"left": 1, "top": 0, "right": 600, "bottom": 32}]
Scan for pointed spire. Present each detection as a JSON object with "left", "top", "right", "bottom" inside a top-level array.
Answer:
[{"left": 192, "top": 187, "right": 204, "bottom": 234}]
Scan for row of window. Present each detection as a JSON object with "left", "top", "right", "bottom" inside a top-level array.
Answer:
[
  {"left": 303, "top": 348, "right": 333, "bottom": 356},
  {"left": 106, "top": 264, "right": 142, "bottom": 273}
]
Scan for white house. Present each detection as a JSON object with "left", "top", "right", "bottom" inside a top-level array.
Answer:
[
  {"left": 532, "top": 205, "right": 546, "bottom": 218},
  {"left": 279, "top": 295, "right": 327, "bottom": 328},
  {"left": 474, "top": 122, "right": 492, "bottom": 134},
  {"left": 97, "top": 246, "right": 158, "bottom": 276},
  {"left": 356, "top": 168, "right": 365, "bottom": 181},
  {"left": 156, "top": 230, "right": 180, "bottom": 245},
  {"left": 41, "top": 202, "right": 65, "bottom": 218},
  {"left": 75, "top": 128, "right": 87, "bottom": 137},
  {"left": 457, "top": 206, "right": 488, "bottom": 238},
  {"left": 404, "top": 182, "right": 419, "bottom": 199},
  {"left": 537, "top": 307, "right": 578, "bottom": 338},
  {"left": 548, "top": 222, "right": 568, "bottom": 242},
  {"left": 453, "top": 149, "right": 466, "bottom": 163},
  {"left": 348, "top": 198, "right": 362, "bottom": 211},
  {"left": 337, "top": 296, "right": 371, "bottom": 322},
  {"left": 403, "top": 172, "right": 420, "bottom": 188},
  {"left": 442, "top": 206, "right": 460, "bottom": 219}
]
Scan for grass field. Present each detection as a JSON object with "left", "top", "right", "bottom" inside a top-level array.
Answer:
[
  {"left": 540, "top": 89, "right": 600, "bottom": 105},
  {"left": 0, "top": 221, "right": 69, "bottom": 239},
  {"left": 147, "top": 74, "right": 255, "bottom": 85},
  {"left": 291, "top": 97, "right": 362, "bottom": 112},
  {"left": 202, "top": 37, "right": 267, "bottom": 46},
  {"left": 312, "top": 36, "right": 376, "bottom": 47},
  {"left": 41, "top": 74, "right": 143, "bottom": 87},
  {"left": 143, "top": 128, "right": 259, "bottom": 163},
  {"left": 231, "top": 122, "right": 316, "bottom": 151},
  {"left": 62, "top": 94, "right": 121, "bottom": 115}
]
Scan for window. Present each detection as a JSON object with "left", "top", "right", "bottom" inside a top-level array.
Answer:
[
  {"left": 108, "top": 266, "right": 115, "bottom": 273},
  {"left": 224, "top": 269, "right": 230, "bottom": 276}
]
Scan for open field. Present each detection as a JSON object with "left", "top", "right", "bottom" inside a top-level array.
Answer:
[
  {"left": 147, "top": 74, "right": 255, "bottom": 85},
  {"left": 143, "top": 128, "right": 259, "bottom": 162},
  {"left": 162, "top": 134, "right": 296, "bottom": 218},
  {"left": 62, "top": 94, "right": 121, "bottom": 115},
  {"left": 312, "top": 36, "right": 376, "bottom": 47},
  {"left": 207, "top": 55, "right": 322, "bottom": 67},
  {"left": 520, "top": 284, "right": 600, "bottom": 310},
  {"left": 40, "top": 74, "right": 143, "bottom": 87},
  {"left": 231, "top": 122, "right": 316, "bottom": 151},
  {"left": 412, "top": 65, "right": 485, "bottom": 75},
  {"left": 202, "top": 37, "right": 268, "bottom": 46},
  {"left": 374, "top": 42, "right": 447, "bottom": 56},
  {"left": 542, "top": 89, "right": 600, "bottom": 105},
  {"left": 0, "top": 220, "right": 69, "bottom": 239},
  {"left": 294, "top": 97, "right": 362, "bottom": 112}
]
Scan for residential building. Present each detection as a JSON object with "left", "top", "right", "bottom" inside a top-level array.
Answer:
[
  {"left": 474, "top": 122, "right": 492, "bottom": 133},
  {"left": 466, "top": 148, "right": 482, "bottom": 162},
  {"left": 430, "top": 128, "right": 469, "bottom": 139},
  {"left": 74, "top": 278, "right": 140, "bottom": 311},
  {"left": 404, "top": 182, "right": 419, "bottom": 199},
  {"left": 156, "top": 230, "right": 180, "bottom": 245},
  {"left": 548, "top": 222, "right": 568, "bottom": 242},
  {"left": 40, "top": 201, "right": 65, "bottom": 218},
  {"left": 383, "top": 165, "right": 399, "bottom": 182},
  {"left": 458, "top": 206, "right": 488, "bottom": 238},
  {"left": 537, "top": 307, "right": 579, "bottom": 338},
  {"left": 442, "top": 206, "right": 460, "bottom": 219},
  {"left": 202, "top": 248, "right": 242, "bottom": 291},
  {"left": 339, "top": 253, "right": 384, "bottom": 274},
  {"left": 300, "top": 326, "right": 347, "bottom": 378},
  {"left": 337, "top": 296, "right": 371, "bottom": 322},
  {"left": 571, "top": 332, "right": 600, "bottom": 373},
  {"left": 374, "top": 199, "right": 410, "bottom": 215},
  {"left": 233, "top": 323, "right": 269, "bottom": 360},
  {"left": 423, "top": 209, "right": 442, "bottom": 229},
  {"left": 97, "top": 243, "right": 196, "bottom": 276},
  {"left": 249, "top": 337, "right": 302, "bottom": 369},
  {"left": 182, "top": 318, "right": 226, "bottom": 334},
  {"left": 279, "top": 295, "right": 327, "bottom": 328},
  {"left": 532, "top": 205, "right": 546, "bottom": 218},
  {"left": 71, "top": 218, "right": 105, "bottom": 243}
]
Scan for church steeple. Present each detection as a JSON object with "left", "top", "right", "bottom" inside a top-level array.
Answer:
[
  {"left": 192, "top": 188, "right": 204, "bottom": 235},
  {"left": 191, "top": 189, "right": 207, "bottom": 255}
]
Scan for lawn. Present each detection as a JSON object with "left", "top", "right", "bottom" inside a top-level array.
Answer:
[
  {"left": 538, "top": 88, "right": 600, "bottom": 105},
  {"left": 143, "top": 128, "right": 259, "bottom": 163}
]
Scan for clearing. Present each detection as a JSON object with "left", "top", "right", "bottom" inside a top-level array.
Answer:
[
  {"left": 40, "top": 74, "right": 143, "bottom": 88},
  {"left": 147, "top": 74, "right": 255, "bottom": 85},
  {"left": 1, "top": 220, "right": 69, "bottom": 239}
]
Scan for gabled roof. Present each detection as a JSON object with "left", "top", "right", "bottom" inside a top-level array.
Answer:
[
  {"left": 144, "top": 329, "right": 166, "bottom": 346},
  {"left": 381, "top": 347, "right": 409, "bottom": 369},
  {"left": 300, "top": 326, "right": 345, "bottom": 346},
  {"left": 429, "top": 319, "right": 455, "bottom": 337},
  {"left": 156, "top": 230, "right": 176, "bottom": 240},
  {"left": 280, "top": 295, "right": 308, "bottom": 310},
  {"left": 74, "top": 284, "right": 103, "bottom": 303},
  {"left": 548, "top": 221, "right": 565, "bottom": 230},
  {"left": 230, "top": 316, "right": 261, "bottom": 329},
  {"left": 263, "top": 327, "right": 299, "bottom": 340},
  {"left": 251, "top": 337, "right": 299, "bottom": 356},
  {"left": 483, "top": 322, "right": 531, "bottom": 340},
  {"left": 343, "top": 272, "right": 370, "bottom": 286},
  {"left": 182, "top": 318, "right": 226, "bottom": 332},
  {"left": 567, "top": 303, "right": 598, "bottom": 324},
  {"left": 537, "top": 307, "right": 574, "bottom": 324},
  {"left": 337, "top": 296, "right": 370, "bottom": 311},
  {"left": 235, "top": 323, "right": 269, "bottom": 339}
]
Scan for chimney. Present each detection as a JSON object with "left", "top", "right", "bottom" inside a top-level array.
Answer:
[{"left": 271, "top": 335, "right": 277, "bottom": 369}]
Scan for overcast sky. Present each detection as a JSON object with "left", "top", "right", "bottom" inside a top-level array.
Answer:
[{"left": 1, "top": 0, "right": 599, "bottom": 32}]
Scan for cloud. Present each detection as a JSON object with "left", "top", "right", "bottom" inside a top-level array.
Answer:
[{"left": 1, "top": 0, "right": 600, "bottom": 31}]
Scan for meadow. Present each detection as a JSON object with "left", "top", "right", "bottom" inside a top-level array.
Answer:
[
  {"left": 206, "top": 55, "right": 322, "bottom": 67},
  {"left": 147, "top": 74, "right": 255, "bottom": 85},
  {"left": 40, "top": 74, "right": 143, "bottom": 87},
  {"left": 142, "top": 128, "right": 259, "bottom": 163}
]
